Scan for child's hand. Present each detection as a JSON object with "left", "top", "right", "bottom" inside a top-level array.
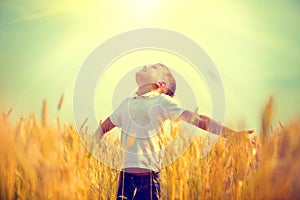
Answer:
[
  {"left": 236, "top": 130, "right": 254, "bottom": 135},
  {"left": 222, "top": 129, "right": 254, "bottom": 138},
  {"left": 94, "top": 126, "right": 105, "bottom": 143}
]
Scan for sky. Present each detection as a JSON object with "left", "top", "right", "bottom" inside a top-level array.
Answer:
[{"left": 0, "top": 0, "right": 300, "bottom": 134}]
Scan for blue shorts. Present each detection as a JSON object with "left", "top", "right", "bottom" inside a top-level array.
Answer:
[{"left": 116, "top": 171, "right": 161, "bottom": 200}]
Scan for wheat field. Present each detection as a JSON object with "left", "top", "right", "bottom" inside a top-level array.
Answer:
[{"left": 1, "top": 98, "right": 300, "bottom": 200}]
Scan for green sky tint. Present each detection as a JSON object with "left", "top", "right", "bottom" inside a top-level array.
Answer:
[{"left": 0, "top": 0, "right": 299, "bottom": 133}]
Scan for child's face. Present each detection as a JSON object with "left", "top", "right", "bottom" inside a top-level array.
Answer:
[{"left": 136, "top": 64, "right": 166, "bottom": 87}]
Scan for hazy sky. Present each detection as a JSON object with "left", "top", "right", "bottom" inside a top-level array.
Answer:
[{"left": 1, "top": 0, "right": 300, "bottom": 134}]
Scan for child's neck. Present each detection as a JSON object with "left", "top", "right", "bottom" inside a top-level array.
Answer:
[{"left": 137, "top": 83, "right": 159, "bottom": 96}]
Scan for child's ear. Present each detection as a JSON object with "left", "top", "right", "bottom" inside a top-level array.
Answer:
[{"left": 157, "top": 81, "right": 166, "bottom": 87}]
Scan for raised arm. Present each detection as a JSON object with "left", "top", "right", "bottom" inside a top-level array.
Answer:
[
  {"left": 94, "top": 117, "right": 115, "bottom": 139},
  {"left": 180, "top": 110, "right": 254, "bottom": 136}
]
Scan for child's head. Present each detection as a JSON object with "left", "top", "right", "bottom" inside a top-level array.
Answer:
[{"left": 136, "top": 63, "right": 176, "bottom": 97}]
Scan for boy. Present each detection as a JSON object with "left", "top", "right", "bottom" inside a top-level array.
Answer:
[{"left": 95, "top": 63, "right": 253, "bottom": 200}]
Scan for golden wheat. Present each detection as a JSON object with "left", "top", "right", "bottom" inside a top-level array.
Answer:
[{"left": 0, "top": 99, "right": 299, "bottom": 199}]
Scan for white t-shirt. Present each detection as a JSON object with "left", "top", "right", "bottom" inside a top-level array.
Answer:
[{"left": 110, "top": 91, "right": 183, "bottom": 172}]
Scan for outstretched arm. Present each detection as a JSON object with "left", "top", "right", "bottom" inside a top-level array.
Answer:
[
  {"left": 94, "top": 117, "right": 115, "bottom": 139},
  {"left": 180, "top": 110, "right": 254, "bottom": 136}
]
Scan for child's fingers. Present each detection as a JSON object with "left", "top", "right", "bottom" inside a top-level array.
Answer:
[{"left": 237, "top": 130, "right": 254, "bottom": 134}]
